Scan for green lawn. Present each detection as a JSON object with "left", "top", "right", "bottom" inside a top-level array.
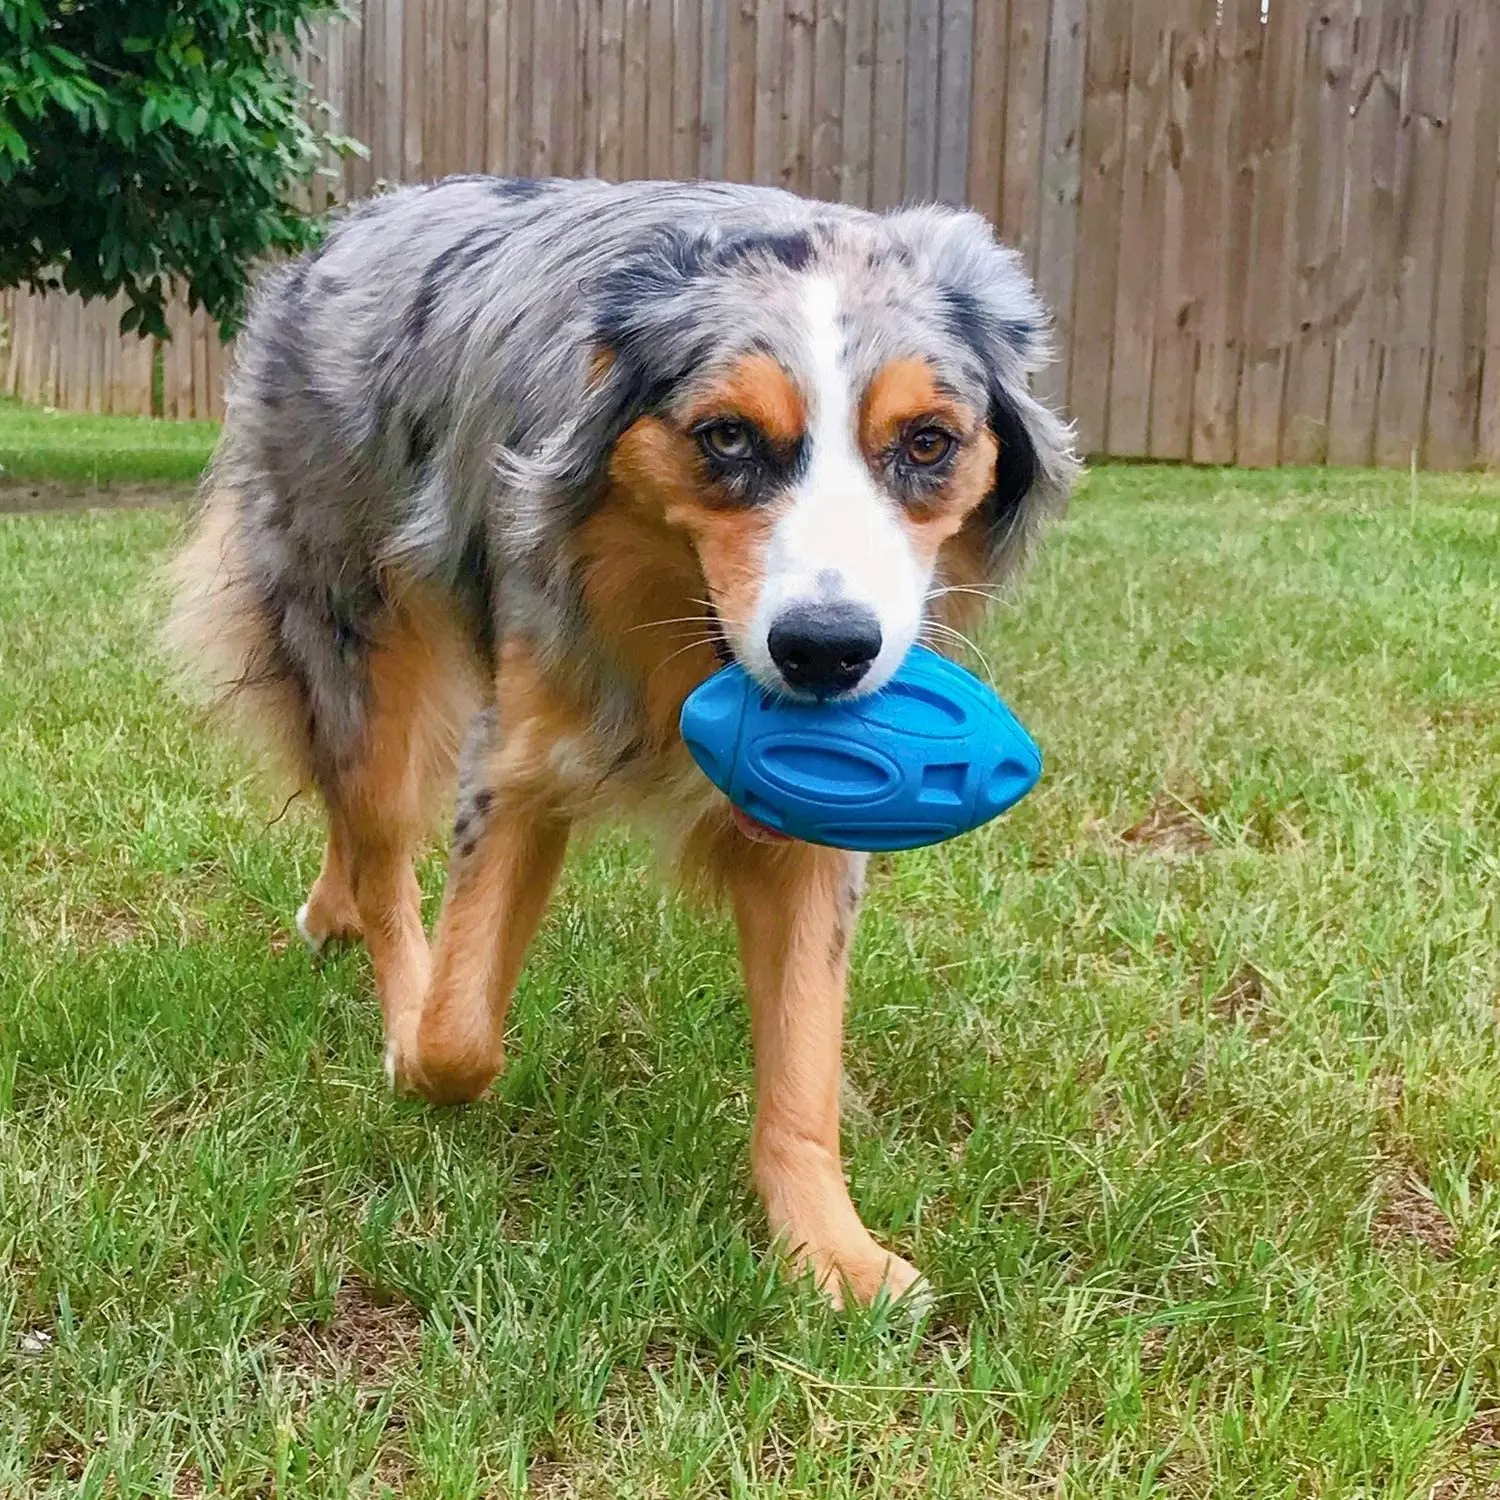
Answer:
[
  {"left": 0, "top": 398, "right": 218, "bottom": 488},
  {"left": 2, "top": 463, "right": 1499, "bottom": 1497}
]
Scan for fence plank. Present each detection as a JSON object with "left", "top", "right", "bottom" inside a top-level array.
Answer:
[
  {"left": 376, "top": 0, "right": 403, "bottom": 181},
  {"left": 1034, "top": 0, "right": 1087, "bottom": 413},
  {"left": 1481, "top": 154, "right": 1500, "bottom": 466},
  {"left": 647, "top": 0, "right": 675, "bottom": 175},
  {"left": 783, "top": 0, "right": 816, "bottom": 191},
  {"left": 505, "top": 0, "right": 534, "bottom": 174},
  {"left": 902, "top": 0, "right": 939, "bottom": 201},
  {"left": 965, "top": 0, "right": 1008, "bottom": 224},
  {"left": 1374, "top": 0, "right": 1456, "bottom": 468},
  {"left": 598, "top": 0, "right": 625, "bottom": 177},
  {"left": 724, "top": 0, "right": 757, "bottom": 181},
  {"left": 1281, "top": 0, "right": 1354, "bottom": 464},
  {"left": 1325, "top": 0, "right": 1402, "bottom": 465},
  {"left": 840, "top": 0, "right": 876, "bottom": 206},
  {"left": 1066, "top": 0, "right": 1125, "bottom": 452},
  {"left": 933, "top": 0, "right": 972, "bottom": 207},
  {"left": 1000, "top": 0, "right": 1048, "bottom": 273},
  {"left": 1235, "top": 0, "right": 1303, "bottom": 467},
  {"left": 1147, "top": 0, "right": 1209, "bottom": 459},
  {"left": 621, "top": 0, "right": 653, "bottom": 178},
  {"left": 527, "top": 0, "right": 552, "bottom": 174},
  {"left": 402, "top": 0, "right": 426, "bottom": 176},
  {"left": 673, "top": 0, "right": 703, "bottom": 177},
  {"left": 1107, "top": 0, "right": 1174, "bottom": 456},
  {"left": 811, "top": 0, "right": 847, "bottom": 201},
  {"left": 753, "top": 0, "right": 786, "bottom": 184},
  {"left": 1425, "top": 0, "right": 1497, "bottom": 469},
  {"left": 1191, "top": 0, "right": 1262, "bottom": 461},
  {"left": 870, "top": 0, "right": 906, "bottom": 209},
  {"left": 700, "top": 0, "right": 728, "bottom": 177}
]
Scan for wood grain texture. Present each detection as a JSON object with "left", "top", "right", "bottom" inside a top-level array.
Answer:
[
  {"left": 1144, "top": 0, "right": 1206, "bottom": 460},
  {"left": 724, "top": 0, "right": 758, "bottom": 181},
  {"left": 648, "top": 0, "right": 676, "bottom": 176},
  {"left": 1325, "top": 0, "right": 1403, "bottom": 466},
  {"left": 782, "top": 0, "right": 816, "bottom": 191},
  {"left": 700, "top": 0, "right": 729, "bottom": 177},
  {"left": 673, "top": 0, "right": 704, "bottom": 177},
  {"left": 964, "top": 0, "right": 1008, "bottom": 224},
  {"left": 1034, "top": 0, "right": 1087, "bottom": 413},
  {"left": 1425, "top": 0, "right": 1497, "bottom": 468},
  {"left": 933, "top": 0, "right": 972, "bottom": 206},
  {"left": 621, "top": 0, "right": 649, "bottom": 177},
  {"left": 753, "top": 0, "right": 787, "bottom": 185},
  {"left": 811, "top": 0, "right": 847, "bottom": 201},
  {"left": 1000, "top": 0, "right": 1048, "bottom": 272},
  {"left": 1374, "top": 0, "right": 1456, "bottom": 468},
  {"left": 598, "top": 0, "right": 626, "bottom": 177},
  {"left": 1280, "top": 0, "right": 1354, "bottom": 465},
  {"left": 1107, "top": 0, "right": 1174, "bottom": 457},
  {"left": 901, "top": 0, "right": 939, "bottom": 202},
  {"left": 1235, "top": 0, "right": 1303, "bottom": 468},
  {"left": 870, "top": 0, "right": 906, "bottom": 209},
  {"left": 840, "top": 0, "right": 877, "bottom": 206},
  {"left": 1069, "top": 0, "right": 1129, "bottom": 453}
]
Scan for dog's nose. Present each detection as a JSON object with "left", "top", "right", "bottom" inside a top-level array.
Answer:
[{"left": 767, "top": 602, "right": 882, "bottom": 696}]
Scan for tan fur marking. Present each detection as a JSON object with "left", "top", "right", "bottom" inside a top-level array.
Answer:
[
  {"left": 579, "top": 415, "right": 783, "bottom": 748},
  {"left": 858, "top": 357, "right": 997, "bottom": 569},
  {"left": 684, "top": 352, "right": 806, "bottom": 444},
  {"left": 859, "top": 357, "right": 972, "bottom": 456}
]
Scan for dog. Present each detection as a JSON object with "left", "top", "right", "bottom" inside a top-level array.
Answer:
[{"left": 167, "top": 175, "right": 1078, "bottom": 1307}]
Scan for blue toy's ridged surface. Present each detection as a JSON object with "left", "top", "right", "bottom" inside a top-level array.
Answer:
[{"left": 679, "top": 645, "right": 1042, "bottom": 852}]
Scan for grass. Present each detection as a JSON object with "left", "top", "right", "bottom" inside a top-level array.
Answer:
[
  {"left": 2, "top": 459, "right": 1499, "bottom": 1497},
  {"left": 0, "top": 398, "right": 219, "bottom": 488}
]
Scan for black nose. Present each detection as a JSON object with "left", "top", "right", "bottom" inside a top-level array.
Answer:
[{"left": 767, "top": 602, "right": 883, "bottom": 696}]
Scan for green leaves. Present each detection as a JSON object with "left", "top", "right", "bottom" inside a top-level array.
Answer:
[{"left": 0, "top": 0, "right": 355, "bottom": 339}]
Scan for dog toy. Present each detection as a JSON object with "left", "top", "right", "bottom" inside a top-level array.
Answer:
[{"left": 679, "top": 645, "right": 1041, "bottom": 852}]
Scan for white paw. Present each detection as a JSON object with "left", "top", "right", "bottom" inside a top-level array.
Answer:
[
  {"left": 383, "top": 1042, "right": 398, "bottom": 1090},
  {"left": 295, "top": 902, "right": 324, "bottom": 956}
]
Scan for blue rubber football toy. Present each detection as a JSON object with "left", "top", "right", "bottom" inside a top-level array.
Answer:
[{"left": 679, "top": 645, "right": 1041, "bottom": 852}]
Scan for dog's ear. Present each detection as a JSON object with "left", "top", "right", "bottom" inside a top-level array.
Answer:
[{"left": 885, "top": 206, "right": 1080, "bottom": 579}]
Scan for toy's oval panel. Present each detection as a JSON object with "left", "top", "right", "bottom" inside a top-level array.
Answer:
[
  {"left": 853, "top": 677, "right": 974, "bottom": 740},
  {"left": 752, "top": 736, "right": 902, "bottom": 806}
]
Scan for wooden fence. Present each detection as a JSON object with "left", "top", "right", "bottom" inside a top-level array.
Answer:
[{"left": 2, "top": 0, "right": 1497, "bottom": 469}]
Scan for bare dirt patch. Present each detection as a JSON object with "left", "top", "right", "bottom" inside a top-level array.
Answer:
[
  {"left": 1212, "top": 965, "right": 1267, "bottom": 1026},
  {"left": 0, "top": 479, "right": 194, "bottom": 514},
  {"left": 276, "top": 1277, "right": 425, "bottom": 1387},
  {"left": 1428, "top": 1411, "right": 1500, "bottom": 1499},
  {"left": 1120, "top": 794, "right": 1214, "bottom": 856},
  {"left": 1371, "top": 1173, "right": 1457, "bottom": 1260}
]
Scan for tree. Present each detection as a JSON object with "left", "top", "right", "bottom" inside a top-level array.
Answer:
[{"left": 0, "top": 0, "right": 360, "bottom": 339}]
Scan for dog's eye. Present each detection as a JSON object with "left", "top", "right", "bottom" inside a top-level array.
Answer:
[
  {"left": 699, "top": 420, "right": 754, "bottom": 461},
  {"left": 904, "top": 427, "right": 954, "bottom": 468}
]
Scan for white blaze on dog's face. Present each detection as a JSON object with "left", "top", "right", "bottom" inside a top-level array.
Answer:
[{"left": 737, "top": 277, "right": 926, "bottom": 699}]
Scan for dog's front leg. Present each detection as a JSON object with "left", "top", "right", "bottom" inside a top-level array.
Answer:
[
  {"left": 726, "top": 841, "right": 923, "bottom": 1307},
  {"left": 388, "top": 704, "right": 571, "bottom": 1106}
]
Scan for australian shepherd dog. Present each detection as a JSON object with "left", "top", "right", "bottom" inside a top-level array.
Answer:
[{"left": 167, "top": 176, "right": 1078, "bottom": 1306}]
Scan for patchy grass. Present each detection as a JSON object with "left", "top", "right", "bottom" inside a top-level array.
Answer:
[
  {"left": 1, "top": 463, "right": 1499, "bottom": 1497},
  {"left": 0, "top": 398, "right": 217, "bottom": 488}
]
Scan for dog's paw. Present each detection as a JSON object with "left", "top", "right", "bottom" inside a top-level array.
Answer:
[{"left": 794, "top": 1240, "right": 929, "bottom": 1313}]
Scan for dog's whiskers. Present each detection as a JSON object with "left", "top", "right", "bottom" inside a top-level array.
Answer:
[
  {"left": 919, "top": 619, "right": 997, "bottom": 683},
  {"left": 626, "top": 614, "right": 721, "bottom": 634}
]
